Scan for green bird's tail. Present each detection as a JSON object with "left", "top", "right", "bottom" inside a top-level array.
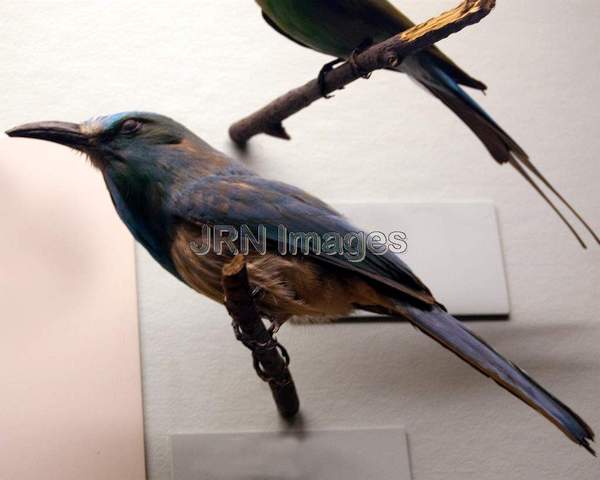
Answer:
[
  {"left": 399, "top": 304, "right": 595, "bottom": 454},
  {"left": 401, "top": 55, "right": 599, "bottom": 248}
]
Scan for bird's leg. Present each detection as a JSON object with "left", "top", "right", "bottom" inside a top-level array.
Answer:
[
  {"left": 318, "top": 58, "right": 344, "bottom": 99},
  {"left": 349, "top": 38, "right": 374, "bottom": 79},
  {"left": 317, "top": 37, "right": 374, "bottom": 98}
]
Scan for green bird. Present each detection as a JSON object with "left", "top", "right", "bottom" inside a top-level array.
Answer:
[{"left": 256, "top": 0, "right": 599, "bottom": 247}]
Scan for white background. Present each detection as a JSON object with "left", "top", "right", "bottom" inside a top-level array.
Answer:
[{"left": 1, "top": 1, "right": 599, "bottom": 479}]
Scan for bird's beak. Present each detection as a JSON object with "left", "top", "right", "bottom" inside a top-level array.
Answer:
[{"left": 5, "top": 121, "right": 91, "bottom": 150}]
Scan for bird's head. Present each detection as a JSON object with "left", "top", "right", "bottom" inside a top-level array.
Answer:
[
  {"left": 5, "top": 112, "right": 190, "bottom": 172},
  {"left": 5, "top": 111, "right": 188, "bottom": 169},
  {"left": 6, "top": 111, "right": 245, "bottom": 214}
]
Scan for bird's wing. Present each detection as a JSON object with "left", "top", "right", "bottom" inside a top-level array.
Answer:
[
  {"left": 170, "top": 174, "right": 437, "bottom": 308},
  {"left": 261, "top": 10, "right": 311, "bottom": 49}
]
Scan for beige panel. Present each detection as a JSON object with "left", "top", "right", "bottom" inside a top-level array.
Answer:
[{"left": 0, "top": 140, "right": 145, "bottom": 480}]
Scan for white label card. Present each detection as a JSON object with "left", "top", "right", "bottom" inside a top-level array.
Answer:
[{"left": 171, "top": 428, "right": 411, "bottom": 480}]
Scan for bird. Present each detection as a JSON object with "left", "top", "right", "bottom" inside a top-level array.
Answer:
[
  {"left": 6, "top": 111, "right": 595, "bottom": 454},
  {"left": 255, "top": 0, "right": 599, "bottom": 248}
]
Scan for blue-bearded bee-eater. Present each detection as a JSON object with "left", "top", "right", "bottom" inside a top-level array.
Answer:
[
  {"left": 255, "top": 0, "right": 599, "bottom": 247},
  {"left": 6, "top": 112, "right": 595, "bottom": 454}
]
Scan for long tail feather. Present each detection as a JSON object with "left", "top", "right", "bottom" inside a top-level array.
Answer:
[
  {"left": 401, "top": 305, "right": 595, "bottom": 454},
  {"left": 407, "top": 58, "right": 599, "bottom": 247},
  {"left": 516, "top": 154, "right": 600, "bottom": 245},
  {"left": 508, "top": 155, "right": 587, "bottom": 249}
]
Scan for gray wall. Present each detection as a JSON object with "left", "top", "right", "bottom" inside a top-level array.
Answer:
[{"left": 1, "top": 1, "right": 599, "bottom": 479}]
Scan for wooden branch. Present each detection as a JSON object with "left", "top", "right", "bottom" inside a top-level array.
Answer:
[
  {"left": 222, "top": 255, "right": 300, "bottom": 418},
  {"left": 229, "top": 0, "right": 496, "bottom": 145}
]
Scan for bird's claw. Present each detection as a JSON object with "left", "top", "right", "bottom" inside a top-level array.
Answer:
[
  {"left": 318, "top": 58, "right": 344, "bottom": 99},
  {"left": 349, "top": 38, "right": 374, "bottom": 79},
  {"left": 317, "top": 39, "right": 373, "bottom": 97}
]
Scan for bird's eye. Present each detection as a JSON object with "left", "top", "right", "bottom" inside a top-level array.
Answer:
[{"left": 120, "top": 119, "right": 142, "bottom": 135}]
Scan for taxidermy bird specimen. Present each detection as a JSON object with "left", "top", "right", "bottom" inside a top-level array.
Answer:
[
  {"left": 7, "top": 112, "right": 595, "bottom": 454},
  {"left": 255, "top": 0, "right": 599, "bottom": 248}
]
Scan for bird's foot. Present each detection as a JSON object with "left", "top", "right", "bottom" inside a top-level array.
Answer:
[
  {"left": 318, "top": 58, "right": 344, "bottom": 99},
  {"left": 349, "top": 38, "right": 374, "bottom": 79}
]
